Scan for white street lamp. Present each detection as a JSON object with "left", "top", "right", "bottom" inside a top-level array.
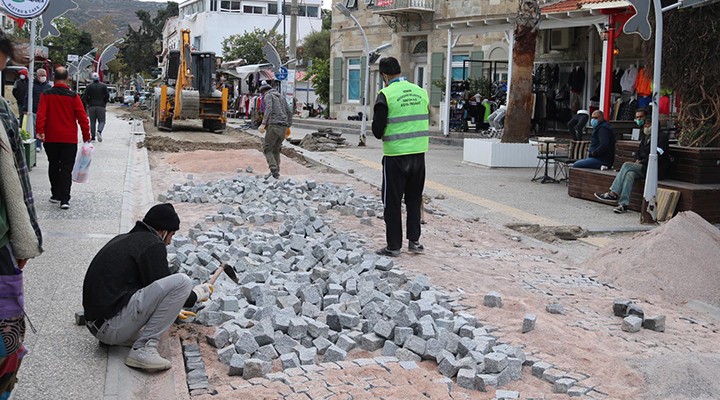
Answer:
[
  {"left": 97, "top": 38, "right": 125, "bottom": 74},
  {"left": 335, "top": 2, "right": 370, "bottom": 146}
]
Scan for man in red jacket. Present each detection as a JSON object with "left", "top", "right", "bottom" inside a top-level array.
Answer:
[{"left": 36, "top": 67, "right": 90, "bottom": 210}]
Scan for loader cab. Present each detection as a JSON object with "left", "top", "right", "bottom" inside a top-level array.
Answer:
[{"left": 166, "top": 50, "right": 217, "bottom": 95}]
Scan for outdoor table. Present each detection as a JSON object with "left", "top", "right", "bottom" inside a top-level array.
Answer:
[{"left": 532, "top": 137, "right": 559, "bottom": 184}]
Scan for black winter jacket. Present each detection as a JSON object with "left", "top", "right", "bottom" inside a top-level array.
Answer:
[{"left": 82, "top": 81, "right": 110, "bottom": 108}]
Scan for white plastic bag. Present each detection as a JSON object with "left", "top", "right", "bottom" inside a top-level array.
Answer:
[{"left": 72, "top": 143, "right": 94, "bottom": 183}]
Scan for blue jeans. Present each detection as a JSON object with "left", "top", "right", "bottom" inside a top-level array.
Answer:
[
  {"left": 573, "top": 157, "right": 610, "bottom": 169},
  {"left": 610, "top": 162, "right": 645, "bottom": 206}
]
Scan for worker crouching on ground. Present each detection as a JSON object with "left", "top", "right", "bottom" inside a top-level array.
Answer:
[
  {"left": 82, "top": 204, "right": 213, "bottom": 372},
  {"left": 372, "top": 57, "right": 429, "bottom": 257},
  {"left": 258, "top": 83, "right": 293, "bottom": 179}
]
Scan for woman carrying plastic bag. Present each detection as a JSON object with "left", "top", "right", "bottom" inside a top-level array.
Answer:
[{"left": 72, "top": 143, "right": 94, "bottom": 183}]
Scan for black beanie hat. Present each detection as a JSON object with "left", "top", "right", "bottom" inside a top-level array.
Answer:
[
  {"left": 378, "top": 57, "right": 401, "bottom": 75},
  {"left": 143, "top": 203, "right": 180, "bottom": 232}
]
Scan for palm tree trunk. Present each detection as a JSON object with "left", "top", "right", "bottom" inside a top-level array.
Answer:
[{"left": 502, "top": 0, "right": 541, "bottom": 143}]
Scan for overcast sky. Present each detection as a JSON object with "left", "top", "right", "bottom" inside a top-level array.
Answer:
[{"left": 138, "top": 0, "right": 332, "bottom": 8}]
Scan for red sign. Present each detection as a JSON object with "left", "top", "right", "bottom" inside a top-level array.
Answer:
[{"left": 376, "top": 0, "right": 394, "bottom": 6}]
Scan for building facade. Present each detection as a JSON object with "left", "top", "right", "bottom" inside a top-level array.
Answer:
[{"left": 177, "top": 0, "right": 324, "bottom": 57}]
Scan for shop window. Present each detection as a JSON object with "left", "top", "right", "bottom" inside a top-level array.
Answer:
[
  {"left": 452, "top": 55, "right": 469, "bottom": 81},
  {"left": 306, "top": 6, "right": 319, "bottom": 17},
  {"left": 243, "top": 5, "right": 264, "bottom": 14},
  {"left": 220, "top": 0, "right": 242, "bottom": 12},
  {"left": 347, "top": 58, "right": 361, "bottom": 102}
]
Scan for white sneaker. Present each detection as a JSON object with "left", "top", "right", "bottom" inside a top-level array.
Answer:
[
  {"left": 125, "top": 341, "right": 171, "bottom": 371},
  {"left": 97, "top": 131, "right": 103, "bottom": 142}
]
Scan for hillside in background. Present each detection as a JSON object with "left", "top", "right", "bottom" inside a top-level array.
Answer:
[{"left": 64, "top": 0, "right": 167, "bottom": 35}]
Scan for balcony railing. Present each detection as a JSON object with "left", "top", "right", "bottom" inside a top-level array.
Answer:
[{"left": 371, "top": 0, "right": 435, "bottom": 13}]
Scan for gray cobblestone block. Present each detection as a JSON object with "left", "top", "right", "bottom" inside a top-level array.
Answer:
[
  {"left": 391, "top": 290, "right": 411, "bottom": 305},
  {"left": 374, "top": 257, "right": 394, "bottom": 271},
  {"left": 391, "top": 326, "right": 412, "bottom": 346},
  {"left": 495, "top": 389, "right": 520, "bottom": 399},
  {"left": 395, "top": 348, "right": 422, "bottom": 362},
  {"left": 327, "top": 283, "right": 344, "bottom": 296},
  {"left": 409, "top": 300, "right": 433, "bottom": 318},
  {"left": 418, "top": 321, "right": 436, "bottom": 340},
  {"left": 435, "top": 319, "right": 454, "bottom": 332},
  {"left": 234, "top": 331, "right": 260, "bottom": 355},
  {"left": 323, "top": 295, "right": 340, "bottom": 309},
  {"left": 458, "top": 324, "right": 475, "bottom": 338},
  {"left": 326, "top": 314, "right": 342, "bottom": 332},
  {"left": 542, "top": 368, "right": 566, "bottom": 384},
  {"left": 280, "top": 353, "right": 300, "bottom": 370},
  {"left": 295, "top": 346, "right": 318, "bottom": 365},
  {"left": 313, "top": 336, "right": 334, "bottom": 355},
  {"left": 218, "top": 344, "right": 237, "bottom": 365},
  {"left": 483, "top": 292, "right": 503, "bottom": 308},
  {"left": 288, "top": 317, "right": 308, "bottom": 339},
  {"left": 496, "top": 367, "right": 512, "bottom": 386},
  {"left": 403, "top": 336, "right": 427, "bottom": 356},
  {"left": 567, "top": 385, "right": 591, "bottom": 397},
  {"left": 473, "top": 338, "right": 495, "bottom": 354},
  {"left": 613, "top": 298, "right": 633, "bottom": 317},
  {"left": 241, "top": 283, "right": 265, "bottom": 304},
  {"left": 393, "top": 308, "right": 419, "bottom": 328},
  {"left": 423, "top": 338, "right": 443, "bottom": 361},
  {"left": 323, "top": 345, "right": 347, "bottom": 362},
  {"left": 642, "top": 315, "right": 666, "bottom": 332},
  {"left": 207, "top": 327, "right": 231, "bottom": 349},
  {"left": 250, "top": 320, "right": 275, "bottom": 346},
  {"left": 554, "top": 378, "right": 577, "bottom": 393},
  {"left": 336, "top": 334, "right": 356, "bottom": 352},
  {"left": 622, "top": 315, "right": 643, "bottom": 333},
  {"left": 301, "top": 302, "right": 321, "bottom": 318},
  {"left": 456, "top": 368, "right": 479, "bottom": 390},
  {"left": 276, "top": 295, "right": 301, "bottom": 314},
  {"left": 546, "top": 303, "right": 566, "bottom": 315},
  {"left": 476, "top": 374, "right": 498, "bottom": 392},
  {"left": 272, "top": 310, "right": 292, "bottom": 333},
  {"left": 522, "top": 314, "right": 537, "bottom": 333},
  {"left": 444, "top": 332, "right": 461, "bottom": 354},
  {"left": 438, "top": 355, "right": 460, "bottom": 378},
  {"left": 273, "top": 334, "right": 299, "bottom": 355},
  {"left": 382, "top": 340, "right": 399, "bottom": 356},
  {"left": 373, "top": 320, "right": 396, "bottom": 339},
  {"left": 300, "top": 285, "right": 323, "bottom": 305},
  {"left": 359, "top": 333, "right": 385, "bottom": 351},
  {"left": 243, "top": 358, "right": 272, "bottom": 379},
  {"left": 626, "top": 304, "right": 644, "bottom": 320},
  {"left": 228, "top": 353, "right": 247, "bottom": 376},
  {"left": 255, "top": 344, "right": 279, "bottom": 361},
  {"left": 382, "top": 300, "right": 406, "bottom": 319},
  {"left": 457, "top": 337, "right": 477, "bottom": 356},
  {"left": 507, "top": 357, "right": 522, "bottom": 380},
  {"left": 345, "top": 278, "right": 358, "bottom": 295},
  {"left": 339, "top": 312, "right": 360, "bottom": 328},
  {"left": 484, "top": 352, "right": 508, "bottom": 373},
  {"left": 305, "top": 318, "right": 329, "bottom": 339},
  {"left": 531, "top": 361, "right": 553, "bottom": 378}
]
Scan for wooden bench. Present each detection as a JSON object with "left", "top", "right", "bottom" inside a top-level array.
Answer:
[
  {"left": 614, "top": 141, "right": 720, "bottom": 184},
  {"left": 568, "top": 167, "right": 720, "bottom": 222}
]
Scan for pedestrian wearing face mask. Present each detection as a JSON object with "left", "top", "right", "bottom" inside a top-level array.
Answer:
[
  {"left": 572, "top": 110, "right": 616, "bottom": 169},
  {"left": 31, "top": 68, "right": 51, "bottom": 152},
  {"left": 594, "top": 109, "right": 671, "bottom": 213},
  {"left": 11, "top": 69, "right": 28, "bottom": 126}
]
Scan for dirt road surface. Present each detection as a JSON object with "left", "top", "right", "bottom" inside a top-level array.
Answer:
[{"left": 136, "top": 111, "right": 720, "bottom": 400}]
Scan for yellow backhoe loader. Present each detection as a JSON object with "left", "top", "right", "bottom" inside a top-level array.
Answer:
[{"left": 152, "top": 29, "right": 228, "bottom": 132}]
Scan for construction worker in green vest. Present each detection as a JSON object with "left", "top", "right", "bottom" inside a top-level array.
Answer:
[{"left": 372, "top": 57, "right": 429, "bottom": 257}]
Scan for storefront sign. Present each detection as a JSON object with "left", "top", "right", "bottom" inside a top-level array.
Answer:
[
  {"left": 376, "top": 0, "right": 394, "bottom": 6},
  {"left": 0, "top": 0, "right": 51, "bottom": 19}
]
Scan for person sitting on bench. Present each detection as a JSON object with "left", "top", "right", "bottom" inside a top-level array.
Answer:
[
  {"left": 572, "top": 110, "right": 616, "bottom": 169},
  {"left": 593, "top": 109, "right": 671, "bottom": 213}
]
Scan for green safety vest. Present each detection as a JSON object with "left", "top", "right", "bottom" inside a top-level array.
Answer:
[{"left": 379, "top": 80, "right": 429, "bottom": 156}]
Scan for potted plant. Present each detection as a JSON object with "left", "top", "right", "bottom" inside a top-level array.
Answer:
[{"left": 20, "top": 128, "right": 36, "bottom": 169}]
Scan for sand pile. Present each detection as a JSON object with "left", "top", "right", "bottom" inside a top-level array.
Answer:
[{"left": 586, "top": 211, "right": 720, "bottom": 307}]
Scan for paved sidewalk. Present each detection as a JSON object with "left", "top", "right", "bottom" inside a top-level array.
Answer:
[{"left": 13, "top": 107, "right": 144, "bottom": 399}]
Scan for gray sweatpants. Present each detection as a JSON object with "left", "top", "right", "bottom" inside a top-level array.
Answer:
[
  {"left": 263, "top": 125, "right": 285, "bottom": 173},
  {"left": 88, "top": 106, "right": 106, "bottom": 137},
  {"left": 93, "top": 274, "right": 192, "bottom": 349}
]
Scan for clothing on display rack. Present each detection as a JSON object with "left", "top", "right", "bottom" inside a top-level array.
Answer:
[
  {"left": 612, "top": 68, "right": 623, "bottom": 94},
  {"left": 569, "top": 66, "right": 585, "bottom": 93},
  {"left": 635, "top": 67, "right": 652, "bottom": 97},
  {"left": 620, "top": 65, "right": 638, "bottom": 93}
]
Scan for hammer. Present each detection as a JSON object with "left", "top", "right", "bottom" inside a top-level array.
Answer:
[{"left": 208, "top": 255, "right": 240, "bottom": 285}]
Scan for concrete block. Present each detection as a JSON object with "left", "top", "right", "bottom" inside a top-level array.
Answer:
[
  {"left": 483, "top": 292, "right": 503, "bottom": 308},
  {"left": 484, "top": 352, "right": 508, "bottom": 373},
  {"left": 456, "top": 368, "right": 479, "bottom": 390},
  {"left": 522, "top": 314, "right": 537, "bottom": 333},
  {"left": 622, "top": 315, "right": 643, "bottom": 333},
  {"left": 554, "top": 378, "right": 577, "bottom": 393},
  {"left": 613, "top": 298, "right": 632, "bottom": 317},
  {"left": 243, "top": 358, "right": 272, "bottom": 379},
  {"left": 642, "top": 315, "right": 666, "bottom": 332},
  {"left": 323, "top": 345, "right": 347, "bottom": 362},
  {"left": 359, "top": 333, "right": 385, "bottom": 351}
]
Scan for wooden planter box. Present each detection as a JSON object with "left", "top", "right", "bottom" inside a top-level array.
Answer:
[
  {"left": 23, "top": 139, "right": 36, "bottom": 170},
  {"left": 614, "top": 141, "right": 720, "bottom": 184}
]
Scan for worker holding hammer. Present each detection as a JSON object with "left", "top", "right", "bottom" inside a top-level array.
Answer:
[{"left": 82, "top": 203, "right": 212, "bottom": 372}]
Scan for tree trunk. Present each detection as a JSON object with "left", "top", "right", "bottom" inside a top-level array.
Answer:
[{"left": 502, "top": 0, "right": 541, "bottom": 144}]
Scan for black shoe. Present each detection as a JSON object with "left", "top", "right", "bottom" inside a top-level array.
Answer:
[
  {"left": 376, "top": 247, "right": 400, "bottom": 257},
  {"left": 594, "top": 191, "right": 618, "bottom": 204},
  {"left": 60, "top": 202, "right": 70, "bottom": 210},
  {"left": 613, "top": 205, "right": 627, "bottom": 214},
  {"left": 272, "top": 172, "right": 280, "bottom": 179},
  {"left": 408, "top": 241, "right": 425, "bottom": 254},
  {"left": 49, "top": 197, "right": 60, "bottom": 204}
]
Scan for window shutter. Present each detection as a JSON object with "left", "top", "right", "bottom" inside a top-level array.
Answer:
[
  {"left": 469, "top": 51, "right": 484, "bottom": 79},
  {"left": 430, "top": 52, "right": 444, "bottom": 106},
  {"left": 360, "top": 56, "right": 367, "bottom": 102},
  {"left": 333, "top": 57, "right": 343, "bottom": 104}
]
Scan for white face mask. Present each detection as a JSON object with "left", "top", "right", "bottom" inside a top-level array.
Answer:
[
  {"left": 39, "top": 77, "right": 47, "bottom": 83},
  {"left": 19, "top": 75, "right": 26, "bottom": 80}
]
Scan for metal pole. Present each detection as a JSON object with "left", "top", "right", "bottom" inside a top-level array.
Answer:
[
  {"left": 505, "top": 29, "right": 514, "bottom": 106},
  {"left": 360, "top": 24, "right": 370, "bottom": 146},
  {"left": 585, "top": 30, "right": 595, "bottom": 111},
  {"left": 289, "top": 0, "right": 297, "bottom": 61},
  {"left": 641, "top": 0, "right": 663, "bottom": 223},
  {"left": 27, "top": 19, "right": 36, "bottom": 138},
  {"left": 443, "top": 29, "right": 452, "bottom": 137}
]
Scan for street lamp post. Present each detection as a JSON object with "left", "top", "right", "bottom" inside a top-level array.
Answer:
[
  {"left": 76, "top": 50, "right": 98, "bottom": 91},
  {"left": 335, "top": 3, "right": 370, "bottom": 146},
  {"left": 97, "top": 38, "right": 125, "bottom": 75}
]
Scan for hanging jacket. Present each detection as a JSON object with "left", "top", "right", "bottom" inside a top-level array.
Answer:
[{"left": 635, "top": 68, "right": 652, "bottom": 97}]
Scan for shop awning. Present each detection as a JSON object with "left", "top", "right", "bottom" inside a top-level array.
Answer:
[{"left": 232, "top": 63, "right": 275, "bottom": 79}]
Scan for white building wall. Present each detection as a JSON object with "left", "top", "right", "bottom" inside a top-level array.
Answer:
[{"left": 178, "top": 0, "right": 323, "bottom": 57}]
